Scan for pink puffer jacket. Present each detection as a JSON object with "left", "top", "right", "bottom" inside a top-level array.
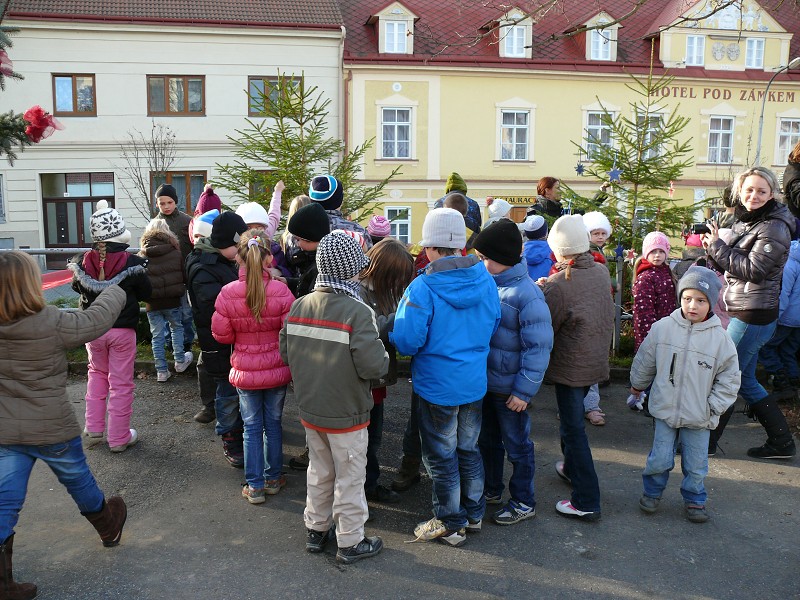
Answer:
[{"left": 212, "top": 267, "right": 294, "bottom": 390}]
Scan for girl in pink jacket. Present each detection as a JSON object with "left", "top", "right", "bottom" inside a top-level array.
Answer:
[{"left": 213, "top": 229, "right": 294, "bottom": 504}]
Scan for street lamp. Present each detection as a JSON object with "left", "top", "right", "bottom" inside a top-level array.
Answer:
[{"left": 755, "top": 56, "right": 800, "bottom": 166}]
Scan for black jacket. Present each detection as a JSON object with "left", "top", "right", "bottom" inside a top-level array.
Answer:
[{"left": 783, "top": 160, "right": 800, "bottom": 219}]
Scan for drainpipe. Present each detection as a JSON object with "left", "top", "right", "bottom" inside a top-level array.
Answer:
[{"left": 339, "top": 25, "right": 347, "bottom": 151}]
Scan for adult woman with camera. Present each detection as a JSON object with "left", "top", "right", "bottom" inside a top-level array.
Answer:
[{"left": 703, "top": 166, "right": 796, "bottom": 459}]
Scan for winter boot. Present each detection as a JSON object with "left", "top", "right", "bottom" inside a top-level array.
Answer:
[
  {"left": 746, "top": 397, "right": 797, "bottom": 459},
  {"left": 709, "top": 404, "right": 735, "bottom": 455},
  {"left": 82, "top": 496, "right": 128, "bottom": 547},
  {"left": 221, "top": 429, "right": 245, "bottom": 468},
  {"left": 391, "top": 455, "right": 421, "bottom": 491},
  {"left": 770, "top": 370, "right": 792, "bottom": 392},
  {"left": 0, "top": 534, "right": 37, "bottom": 600}
]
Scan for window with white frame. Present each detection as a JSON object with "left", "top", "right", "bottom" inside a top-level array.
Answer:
[
  {"left": 708, "top": 116, "right": 734, "bottom": 164},
  {"left": 590, "top": 24, "right": 611, "bottom": 61},
  {"left": 385, "top": 206, "right": 410, "bottom": 243},
  {"left": 504, "top": 25, "right": 526, "bottom": 58},
  {"left": 778, "top": 118, "right": 800, "bottom": 165},
  {"left": 381, "top": 108, "right": 411, "bottom": 159},
  {"left": 686, "top": 35, "right": 705, "bottom": 66},
  {"left": 637, "top": 114, "right": 663, "bottom": 160},
  {"left": 500, "top": 110, "right": 529, "bottom": 160},
  {"left": 0, "top": 174, "right": 5, "bottom": 223},
  {"left": 745, "top": 38, "right": 765, "bottom": 69},
  {"left": 586, "top": 111, "right": 613, "bottom": 159},
  {"left": 385, "top": 21, "right": 407, "bottom": 54}
]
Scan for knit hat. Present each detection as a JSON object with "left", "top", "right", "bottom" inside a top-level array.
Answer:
[
  {"left": 235, "top": 202, "right": 270, "bottom": 228},
  {"left": 685, "top": 233, "right": 703, "bottom": 248},
  {"left": 210, "top": 212, "right": 247, "bottom": 249},
  {"left": 90, "top": 200, "right": 131, "bottom": 244},
  {"left": 308, "top": 175, "right": 344, "bottom": 211},
  {"left": 332, "top": 228, "right": 367, "bottom": 250},
  {"left": 521, "top": 215, "right": 548, "bottom": 240},
  {"left": 155, "top": 183, "right": 178, "bottom": 203},
  {"left": 642, "top": 231, "right": 671, "bottom": 259},
  {"left": 473, "top": 219, "right": 522, "bottom": 267},
  {"left": 288, "top": 202, "right": 330, "bottom": 242},
  {"left": 316, "top": 231, "right": 370, "bottom": 279},
  {"left": 420, "top": 207, "right": 467, "bottom": 249},
  {"left": 194, "top": 186, "right": 221, "bottom": 216},
  {"left": 445, "top": 172, "right": 468, "bottom": 194},
  {"left": 487, "top": 198, "right": 512, "bottom": 220},
  {"left": 548, "top": 214, "right": 590, "bottom": 258},
  {"left": 193, "top": 209, "right": 219, "bottom": 239},
  {"left": 677, "top": 265, "right": 722, "bottom": 304},
  {"left": 367, "top": 215, "right": 391, "bottom": 238},
  {"left": 582, "top": 211, "right": 613, "bottom": 236}
]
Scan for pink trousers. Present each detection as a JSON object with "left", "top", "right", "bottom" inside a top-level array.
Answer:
[{"left": 85, "top": 328, "right": 136, "bottom": 447}]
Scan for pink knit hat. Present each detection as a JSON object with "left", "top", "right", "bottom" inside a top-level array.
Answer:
[
  {"left": 642, "top": 231, "right": 670, "bottom": 259},
  {"left": 685, "top": 233, "right": 703, "bottom": 248},
  {"left": 367, "top": 215, "right": 391, "bottom": 238}
]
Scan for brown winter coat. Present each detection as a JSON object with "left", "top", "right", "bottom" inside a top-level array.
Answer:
[
  {"left": 0, "top": 286, "right": 125, "bottom": 445},
  {"left": 139, "top": 231, "right": 186, "bottom": 311}
]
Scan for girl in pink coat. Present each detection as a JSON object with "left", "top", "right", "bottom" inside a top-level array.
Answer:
[{"left": 213, "top": 229, "right": 294, "bottom": 504}]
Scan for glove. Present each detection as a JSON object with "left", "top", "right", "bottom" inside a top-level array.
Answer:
[{"left": 627, "top": 391, "right": 646, "bottom": 411}]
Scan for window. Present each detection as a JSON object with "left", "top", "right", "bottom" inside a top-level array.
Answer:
[
  {"left": 586, "top": 111, "right": 613, "bottom": 159},
  {"left": 708, "top": 117, "right": 734, "bottom": 164},
  {"left": 147, "top": 76, "right": 204, "bottom": 116},
  {"left": 52, "top": 74, "right": 96, "bottom": 116},
  {"left": 745, "top": 38, "right": 765, "bottom": 69},
  {"left": 40, "top": 173, "right": 114, "bottom": 252},
  {"left": 590, "top": 25, "right": 611, "bottom": 61},
  {"left": 686, "top": 36, "right": 705, "bottom": 66},
  {"left": 385, "top": 21, "right": 407, "bottom": 53},
  {"left": 381, "top": 108, "right": 411, "bottom": 159},
  {"left": 385, "top": 206, "right": 410, "bottom": 243},
  {"left": 637, "top": 114, "right": 663, "bottom": 159},
  {"left": 151, "top": 171, "right": 207, "bottom": 213},
  {"left": 500, "top": 110, "right": 529, "bottom": 160},
  {"left": 778, "top": 119, "right": 800, "bottom": 165},
  {"left": 248, "top": 76, "right": 302, "bottom": 116},
  {"left": 504, "top": 25, "right": 526, "bottom": 58},
  {"left": 249, "top": 170, "right": 274, "bottom": 202},
  {"left": 0, "top": 174, "right": 4, "bottom": 224}
]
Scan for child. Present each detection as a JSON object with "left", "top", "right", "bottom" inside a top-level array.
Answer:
[
  {"left": 0, "top": 252, "right": 130, "bottom": 599},
  {"left": 520, "top": 215, "right": 553, "bottom": 280},
  {"left": 284, "top": 202, "right": 330, "bottom": 299},
  {"left": 188, "top": 183, "right": 222, "bottom": 243},
  {"left": 69, "top": 200, "right": 151, "bottom": 452},
  {"left": 672, "top": 234, "right": 707, "bottom": 279},
  {"left": 191, "top": 209, "right": 220, "bottom": 245},
  {"left": 280, "top": 232, "right": 388, "bottom": 564},
  {"left": 309, "top": 174, "right": 372, "bottom": 249},
  {"left": 540, "top": 215, "right": 614, "bottom": 521},
  {"left": 367, "top": 215, "right": 392, "bottom": 246},
  {"left": 484, "top": 197, "right": 512, "bottom": 228},
  {"left": 235, "top": 180, "right": 292, "bottom": 281},
  {"left": 186, "top": 211, "right": 249, "bottom": 467},
  {"left": 213, "top": 229, "right": 294, "bottom": 504},
  {"left": 139, "top": 219, "right": 193, "bottom": 382},
  {"left": 633, "top": 231, "right": 677, "bottom": 352},
  {"left": 390, "top": 208, "right": 501, "bottom": 547},
  {"left": 631, "top": 266, "right": 740, "bottom": 523},
  {"left": 473, "top": 220, "right": 553, "bottom": 525}
]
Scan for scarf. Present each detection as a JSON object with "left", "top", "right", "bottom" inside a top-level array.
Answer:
[
  {"left": 735, "top": 199, "right": 776, "bottom": 223},
  {"left": 314, "top": 274, "right": 364, "bottom": 303}
]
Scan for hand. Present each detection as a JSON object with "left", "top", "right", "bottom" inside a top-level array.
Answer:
[
  {"left": 702, "top": 221, "right": 719, "bottom": 249},
  {"left": 274, "top": 180, "right": 285, "bottom": 193},
  {"left": 535, "top": 277, "right": 548, "bottom": 287},
  {"left": 506, "top": 395, "right": 528, "bottom": 412},
  {"left": 268, "top": 267, "right": 283, "bottom": 278}
]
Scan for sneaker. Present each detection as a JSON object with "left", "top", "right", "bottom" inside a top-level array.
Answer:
[
  {"left": 555, "top": 500, "right": 601, "bottom": 522},
  {"left": 554, "top": 461, "right": 571, "bottom": 484},
  {"left": 685, "top": 504, "right": 709, "bottom": 523},
  {"left": 306, "top": 527, "right": 335, "bottom": 553},
  {"left": 83, "top": 427, "right": 103, "bottom": 439},
  {"left": 336, "top": 536, "right": 384, "bottom": 564},
  {"left": 193, "top": 406, "right": 216, "bottom": 424},
  {"left": 585, "top": 410, "right": 606, "bottom": 426},
  {"left": 156, "top": 370, "right": 171, "bottom": 383},
  {"left": 493, "top": 501, "right": 535, "bottom": 526},
  {"left": 484, "top": 493, "right": 502, "bottom": 505},
  {"left": 465, "top": 518, "right": 482, "bottom": 533},
  {"left": 365, "top": 484, "right": 400, "bottom": 504},
  {"left": 413, "top": 517, "right": 467, "bottom": 547},
  {"left": 289, "top": 448, "right": 309, "bottom": 470},
  {"left": 109, "top": 429, "right": 138, "bottom": 453},
  {"left": 638, "top": 495, "right": 660, "bottom": 514},
  {"left": 747, "top": 440, "right": 796, "bottom": 459},
  {"left": 242, "top": 484, "right": 266, "bottom": 505},
  {"left": 437, "top": 529, "right": 467, "bottom": 547},
  {"left": 175, "top": 351, "right": 194, "bottom": 373},
  {"left": 264, "top": 475, "right": 286, "bottom": 495}
]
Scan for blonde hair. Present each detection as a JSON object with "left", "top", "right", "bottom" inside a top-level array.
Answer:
[
  {"left": 140, "top": 218, "right": 179, "bottom": 249},
  {"left": 0, "top": 251, "right": 46, "bottom": 324},
  {"left": 361, "top": 238, "right": 414, "bottom": 315},
  {"left": 731, "top": 166, "right": 780, "bottom": 202},
  {"left": 236, "top": 228, "right": 272, "bottom": 321},
  {"left": 789, "top": 139, "right": 800, "bottom": 163},
  {"left": 282, "top": 195, "right": 313, "bottom": 251}
]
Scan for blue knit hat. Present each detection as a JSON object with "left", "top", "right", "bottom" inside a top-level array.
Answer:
[
  {"left": 308, "top": 175, "right": 344, "bottom": 211},
  {"left": 193, "top": 209, "right": 219, "bottom": 239}
]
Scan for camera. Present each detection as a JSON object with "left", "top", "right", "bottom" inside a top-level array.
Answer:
[{"left": 691, "top": 222, "right": 711, "bottom": 235}]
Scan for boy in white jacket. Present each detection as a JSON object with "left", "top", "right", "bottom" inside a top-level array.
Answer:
[{"left": 630, "top": 266, "right": 740, "bottom": 523}]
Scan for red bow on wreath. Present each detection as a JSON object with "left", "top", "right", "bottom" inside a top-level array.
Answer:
[
  {"left": 0, "top": 50, "right": 13, "bottom": 77},
  {"left": 23, "top": 105, "right": 64, "bottom": 143}
]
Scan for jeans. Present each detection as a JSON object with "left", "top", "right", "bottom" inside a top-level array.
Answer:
[
  {"left": 147, "top": 307, "right": 184, "bottom": 373},
  {"left": 0, "top": 437, "right": 105, "bottom": 540},
  {"left": 727, "top": 318, "right": 777, "bottom": 404},
  {"left": 417, "top": 396, "right": 484, "bottom": 531},
  {"left": 238, "top": 386, "right": 287, "bottom": 486},
  {"left": 759, "top": 324, "right": 800, "bottom": 379},
  {"left": 479, "top": 392, "right": 535, "bottom": 508},
  {"left": 401, "top": 388, "right": 422, "bottom": 459},
  {"left": 214, "top": 377, "right": 243, "bottom": 436},
  {"left": 365, "top": 402, "right": 384, "bottom": 490},
  {"left": 555, "top": 384, "right": 601, "bottom": 513},
  {"left": 642, "top": 419, "right": 710, "bottom": 506},
  {"left": 583, "top": 383, "right": 601, "bottom": 413}
]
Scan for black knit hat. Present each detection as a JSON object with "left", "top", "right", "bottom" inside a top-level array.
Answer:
[
  {"left": 473, "top": 219, "right": 522, "bottom": 267},
  {"left": 155, "top": 183, "right": 178, "bottom": 203},
  {"left": 210, "top": 212, "right": 247, "bottom": 249},
  {"left": 308, "top": 175, "right": 344, "bottom": 211},
  {"left": 288, "top": 203, "right": 330, "bottom": 242}
]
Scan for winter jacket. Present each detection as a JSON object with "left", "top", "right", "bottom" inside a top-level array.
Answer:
[
  {"left": 487, "top": 261, "right": 553, "bottom": 402},
  {"left": 185, "top": 237, "right": 239, "bottom": 377},
  {"left": 589, "top": 242, "right": 607, "bottom": 266},
  {"left": 529, "top": 195, "right": 563, "bottom": 219},
  {"left": 542, "top": 252, "right": 614, "bottom": 386},
  {"left": 672, "top": 246, "right": 707, "bottom": 280},
  {"left": 706, "top": 200, "right": 794, "bottom": 323},
  {"left": 280, "top": 289, "right": 388, "bottom": 431},
  {"left": 633, "top": 262, "right": 677, "bottom": 351},
  {"left": 69, "top": 243, "right": 151, "bottom": 330},
  {"left": 156, "top": 210, "right": 193, "bottom": 264},
  {"left": 0, "top": 286, "right": 125, "bottom": 445},
  {"left": 139, "top": 231, "right": 185, "bottom": 311},
  {"left": 523, "top": 240, "right": 554, "bottom": 280},
  {"left": 630, "top": 309, "right": 740, "bottom": 430},
  {"left": 779, "top": 240, "right": 800, "bottom": 326},
  {"left": 784, "top": 159, "right": 800, "bottom": 219},
  {"left": 390, "top": 254, "right": 501, "bottom": 406},
  {"left": 212, "top": 267, "right": 294, "bottom": 391},
  {"left": 326, "top": 210, "right": 373, "bottom": 249},
  {"left": 285, "top": 247, "right": 318, "bottom": 298},
  {"left": 360, "top": 284, "right": 399, "bottom": 387}
]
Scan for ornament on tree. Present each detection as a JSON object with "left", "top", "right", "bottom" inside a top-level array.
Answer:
[
  {"left": 23, "top": 105, "right": 63, "bottom": 143},
  {"left": 668, "top": 181, "right": 675, "bottom": 199},
  {"left": 608, "top": 164, "right": 623, "bottom": 182},
  {"left": 575, "top": 163, "right": 585, "bottom": 175},
  {"left": 615, "top": 241, "right": 624, "bottom": 258},
  {"left": 0, "top": 50, "right": 12, "bottom": 77},
  {"left": 625, "top": 248, "right": 637, "bottom": 264}
]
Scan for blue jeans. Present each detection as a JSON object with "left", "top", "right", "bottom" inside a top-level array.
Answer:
[
  {"left": 401, "top": 388, "right": 422, "bottom": 459},
  {"left": 643, "top": 419, "right": 710, "bottom": 506},
  {"left": 555, "top": 384, "right": 601, "bottom": 513},
  {"left": 0, "top": 437, "right": 105, "bottom": 540},
  {"left": 214, "top": 377, "right": 243, "bottom": 436},
  {"left": 759, "top": 324, "right": 800, "bottom": 379},
  {"left": 417, "top": 396, "right": 485, "bottom": 531},
  {"left": 238, "top": 386, "right": 287, "bottom": 486},
  {"left": 727, "top": 318, "right": 777, "bottom": 404},
  {"left": 366, "top": 402, "right": 384, "bottom": 490},
  {"left": 479, "top": 392, "right": 535, "bottom": 508},
  {"left": 147, "top": 307, "right": 184, "bottom": 372}
]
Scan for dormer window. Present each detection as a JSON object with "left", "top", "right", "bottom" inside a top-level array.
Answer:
[
  {"left": 745, "top": 38, "right": 765, "bottom": 68},
  {"left": 504, "top": 25, "right": 526, "bottom": 58},
  {"left": 582, "top": 13, "right": 620, "bottom": 62},
  {"left": 385, "top": 21, "right": 407, "bottom": 54},
  {"left": 369, "top": 2, "right": 417, "bottom": 55},
  {"left": 496, "top": 9, "right": 533, "bottom": 59},
  {"left": 590, "top": 23, "right": 612, "bottom": 60},
  {"left": 686, "top": 35, "right": 705, "bottom": 66}
]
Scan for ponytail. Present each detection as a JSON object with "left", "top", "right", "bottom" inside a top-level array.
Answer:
[
  {"left": 97, "top": 242, "right": 107, "bottom": 281},
  {"left": 237, "top": 229, "right": 272, "bottom": 321}
]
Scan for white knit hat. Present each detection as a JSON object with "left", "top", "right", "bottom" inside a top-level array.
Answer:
[
  {"left": 90, "top": 200, "right": 131, "bottom": 244},
  {"left": 235, "top": 202, "right": 270, "bottom": 228},
  {"left": 487, "top": 198, "right": 512, "bottom": 220},
  {"left": 548, "top": 214, "right": 590, "bottom": 258},
  {"left": 582, "top": 211, "right": 613, "bottom": 236},
  {"left": 420, "top": 208, "right": 466, "bottom": 249}
]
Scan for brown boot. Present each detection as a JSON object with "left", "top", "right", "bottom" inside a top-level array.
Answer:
[
  {"left": 83, "top": 496, "right": 127, "bottom": 547},
  {"left": 391, "top": 455, "right": 421, "bottom": 491},
  {"left": 0, "top": 534, "right": 37, "bottom": 600}
]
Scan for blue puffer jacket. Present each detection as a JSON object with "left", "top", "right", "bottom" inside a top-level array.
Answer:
[
  {"left": 779, "top": 240, "right": 800, "bottom": 326},
  {"left": 487, "top": 261, "right": 553, "bottom": 402},
  {"left": 523, "top": 240, "right": 553, "bottom": 281},
  {"left": 390, "top": 254, "right": 501, "bottom": 406}
]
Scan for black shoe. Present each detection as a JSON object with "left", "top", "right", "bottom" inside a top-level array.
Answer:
[
  {"left": 336, "top": 536, "right": 383, "bottom": 564},
  {"left": 193, "top": 406, "right": 216, "bottom": 424},
  {"left": 306, "top": 527, "right": 335, "bottom": 553},
  {"left": 365, "top": 484, "right": 400, "bottom": 504},
  {"left": 747, "top": 439, "right": 796, "bottom": 459},
  {"left": 221, "top": 431, "right": 244, "bottom": 468},
  {"left": 289, "top": 448, "right": 309, "bottom": 471}
]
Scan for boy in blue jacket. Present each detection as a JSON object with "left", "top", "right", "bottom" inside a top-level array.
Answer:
[
  {"left": 473, "top": 220, "right": 553, "bottom": 525},
  {"left": 391, "top": 208, "right": 501, "bottom": 547}
]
